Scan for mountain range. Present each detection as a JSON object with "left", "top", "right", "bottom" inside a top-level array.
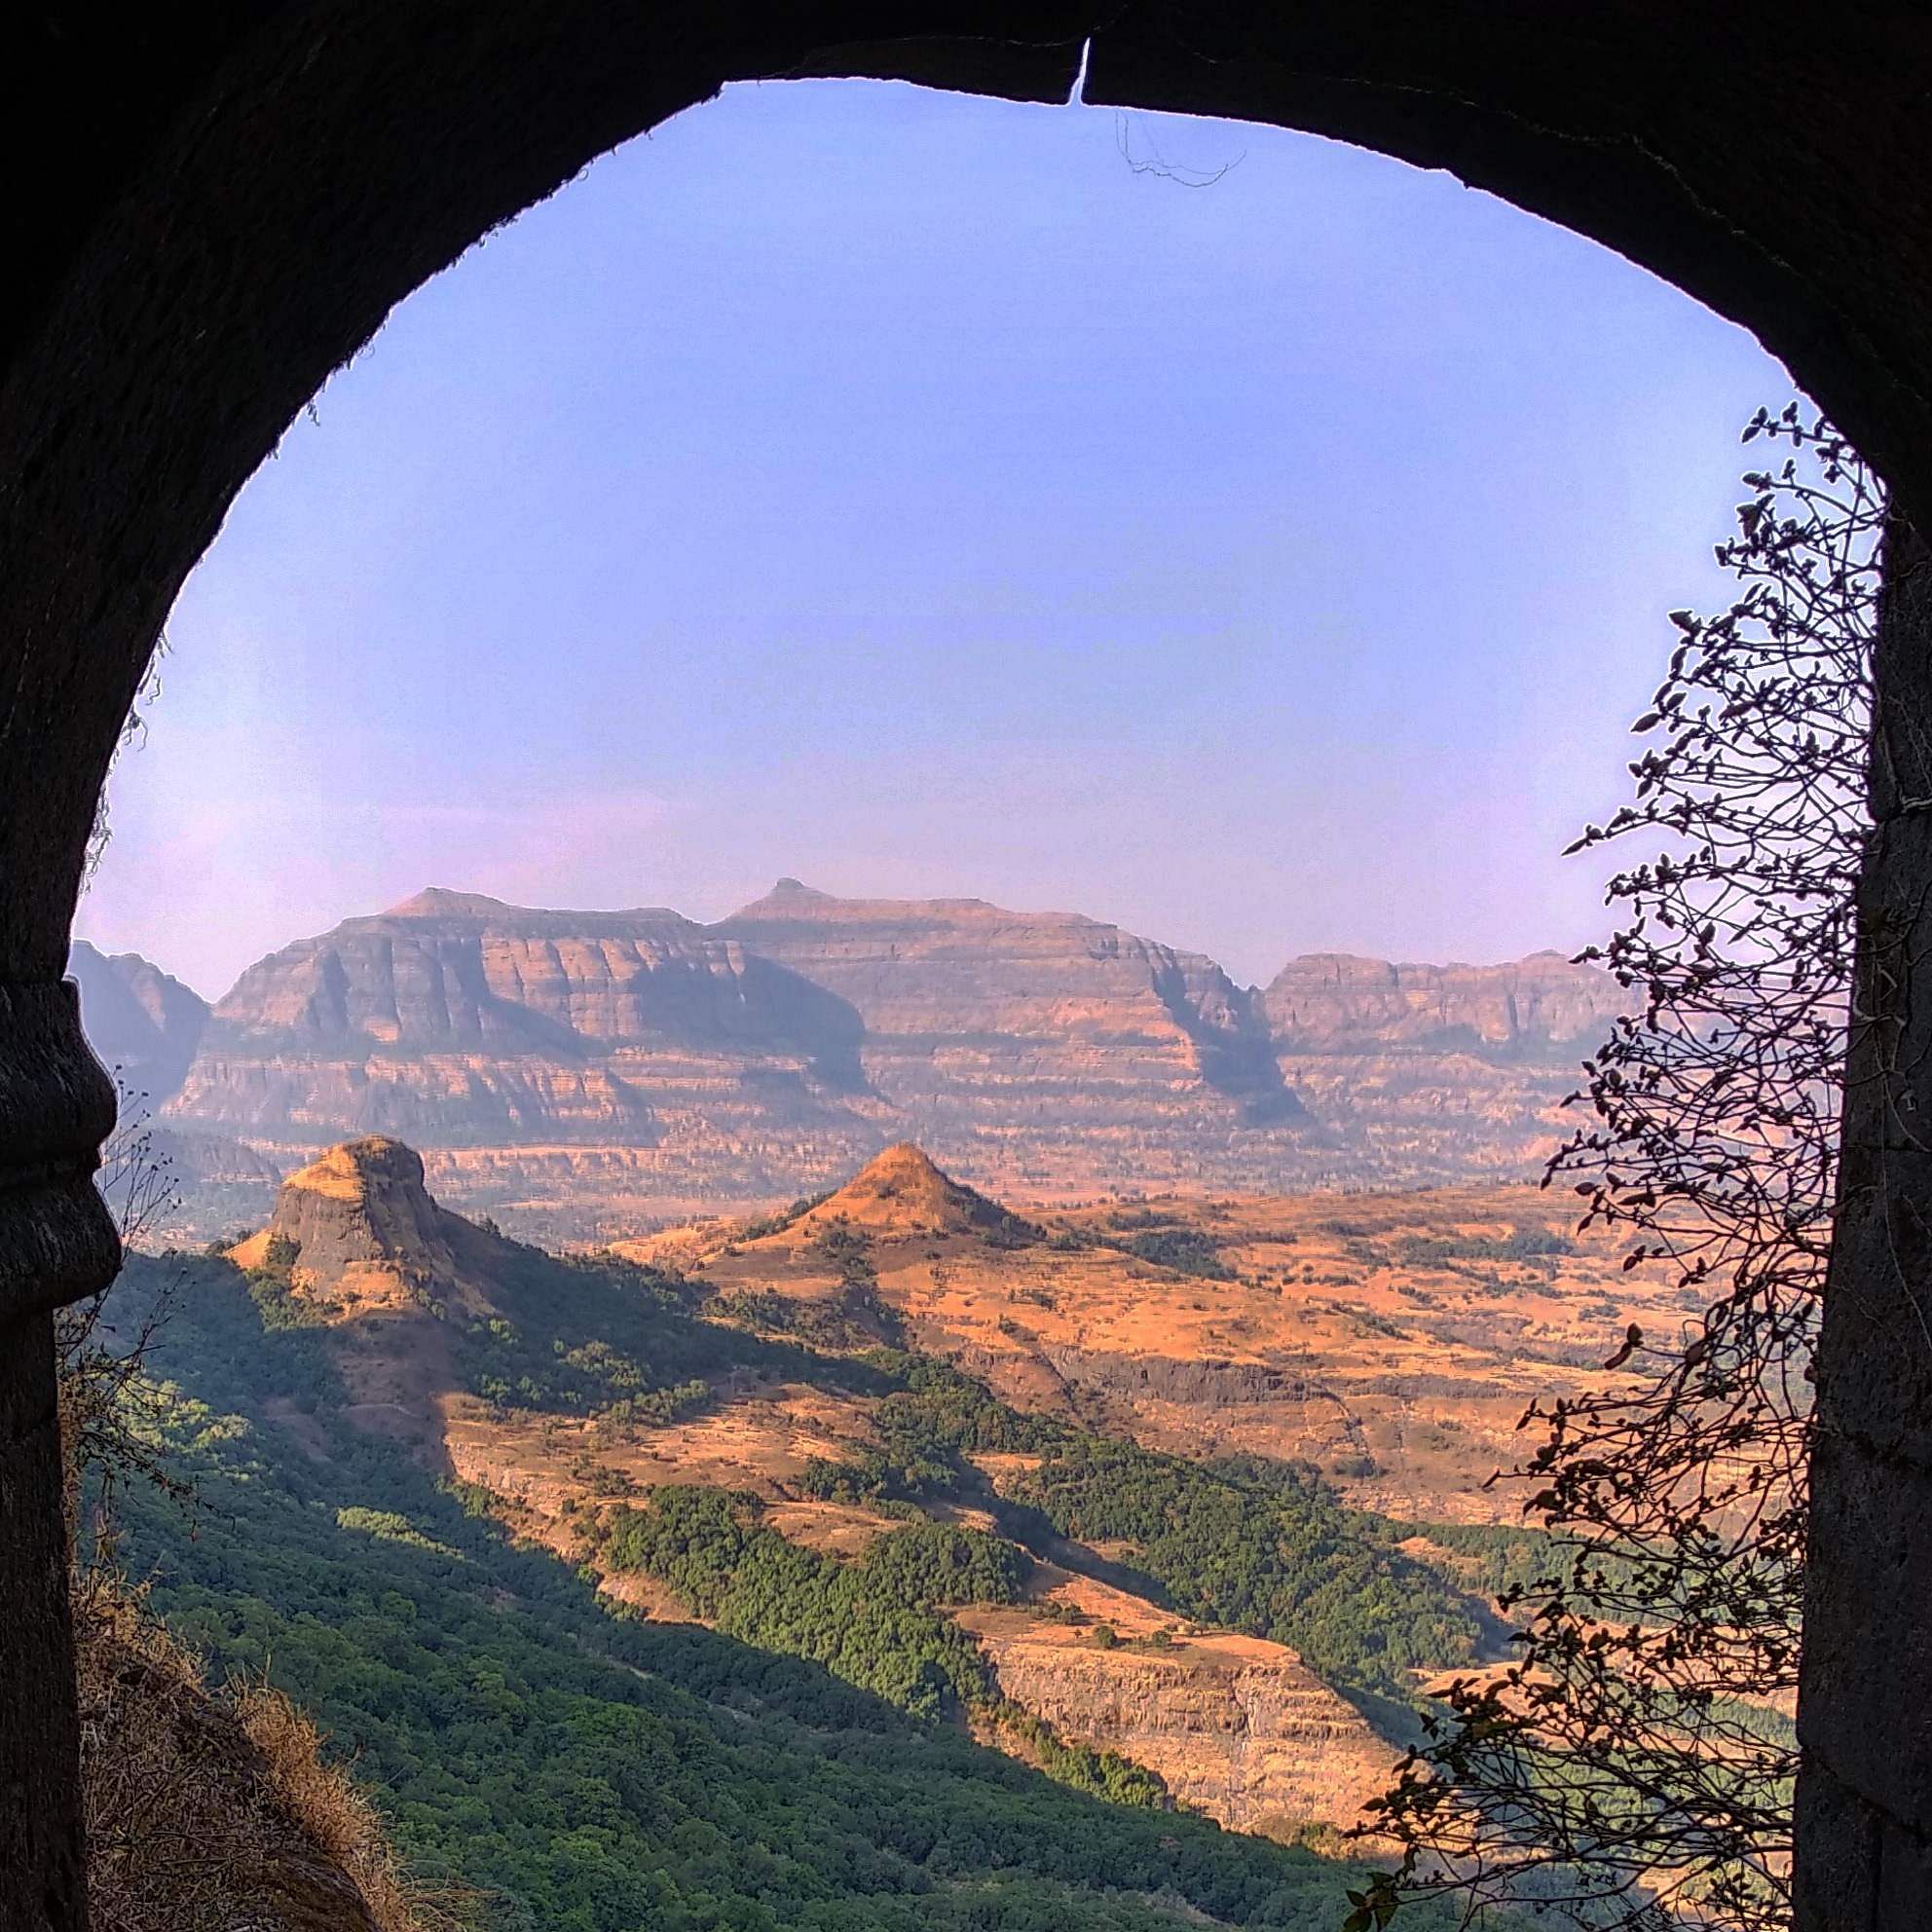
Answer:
[{"left": 73, "top": 881, "right": 1632, "bottom": 1237}]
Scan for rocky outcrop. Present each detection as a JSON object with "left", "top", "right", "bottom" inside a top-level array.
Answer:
[
  {"left": 226, "top": 1135, "right": 517, "bottom": 1453},
  {"left": 963, "top": 1613, "right": 1395, "bottom": 1833},
  {"left": 68, "top": 939, "right": 209, "bottom": 1103},
  {"left": 231, "top": 1137, "right": 464, "bottom": 1306}
]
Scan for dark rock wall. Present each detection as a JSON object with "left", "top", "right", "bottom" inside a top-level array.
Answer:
[
  {"left": 1794, "top": 525, "right": 1932, "bottom": 1930},
  {"left": 0, "top": 1323, "right": 85, "bottom": 1932}
]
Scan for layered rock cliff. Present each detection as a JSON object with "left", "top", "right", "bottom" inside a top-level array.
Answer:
[
  {"left": 206, "top": 889, "right": 862, "bottom": 1076},
  {"left": 144, "top": 883, "right": 1633, "bottom": 1234},
  {"left": 1263, "top": 948, "right": 1626, "bottom": 1056},
  {"left": 964, "top": 1612, "right": 1395, "bottom": 1834}
]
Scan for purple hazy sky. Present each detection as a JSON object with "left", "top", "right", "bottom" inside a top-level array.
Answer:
[{"left": 77, "top": 77, "right": 1792, "bottom": 1000}]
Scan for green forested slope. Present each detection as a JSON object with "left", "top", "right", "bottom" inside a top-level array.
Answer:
[
  {"left": 782, "top": 1353, "right": 1487, "bottom": 1708},
  {"left": 105, "top": 1252, "right": 1469, "bottom": 1932}
]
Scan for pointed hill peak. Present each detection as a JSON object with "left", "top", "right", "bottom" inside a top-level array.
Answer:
[{"left": 797, "top": 1142, "right": 1038, "bottom": 1244}]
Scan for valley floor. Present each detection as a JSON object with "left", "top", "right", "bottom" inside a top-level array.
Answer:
[{"left": 101, "top": 1136, "right": 1659, "bottom": 1926}]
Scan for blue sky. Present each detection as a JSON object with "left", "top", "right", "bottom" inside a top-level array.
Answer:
[{"left": 78, "top": 77, "right": 1792, "bottom": 997}]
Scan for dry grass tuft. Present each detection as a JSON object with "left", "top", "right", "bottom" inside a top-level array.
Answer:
[
  {"left": 63, "top": 1130, "right": 464, "bottom": 1930},
  {"left": 74, "top": 1566, "right": 466, "bottom": 1932},
  {"left": 234, "top": 1681, "right": 468, "bottom": 1932}
]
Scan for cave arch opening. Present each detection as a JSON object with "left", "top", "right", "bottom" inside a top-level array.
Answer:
[
  {"left": 70, "top": 58, "right": 1825, "bottom": 1931},
  {"left": 8, "top": 15, "right": 1932, "bottom": 1930}
]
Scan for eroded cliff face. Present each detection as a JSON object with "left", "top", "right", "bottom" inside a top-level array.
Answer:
[
  {"left": 715, "top": 878, "right": 1297, "bottom": 1125},
  {"left": 167, "top": 892, "right": 879, "bottom": 1201},
  {"left": 964, "top": 1611, "right": 1394, "bottom": 1835},
  {"left": 149, "top": 884, "right": 1633, "bottom": 1235},
  {"left": 1253, "top": 950, "right": 1636, "bottom": 1195},
  {"left": 206, "top": 890, "right": 863, "bottom": 1073}
]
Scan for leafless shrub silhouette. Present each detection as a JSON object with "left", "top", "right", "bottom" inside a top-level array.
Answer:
[{"left": 57, "top": 1094, "right": 187, "bottom": 1542}]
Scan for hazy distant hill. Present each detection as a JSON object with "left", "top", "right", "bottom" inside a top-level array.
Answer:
[
  {"left": 68, "top": 938, "right": 209, "bottom": 1102},
  {"left": 1262, "top": 949, "right": 1628, "bottom": 1056},
  {"left": 116, "top": 882, "right": 1632, "bottom": 1236}
]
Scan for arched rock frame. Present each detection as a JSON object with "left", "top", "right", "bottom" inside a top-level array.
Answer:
[{"left": 5, "top": 9, "right": 1930, "bottom": 1928}]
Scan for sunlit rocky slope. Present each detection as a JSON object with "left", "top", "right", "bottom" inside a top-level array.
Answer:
[
  {"left": 105, "top": 1200, "right": 1471, "bottom": 1929},
  {"left": 212, "top": 1136, "right": 1398, "bottom": 1836},
  {"left": 191, "top": 1133, "right": 1681, "bottom": 1846},
  {"left": 87, "top": 882, "right": 1632, "bottom": 1237},
  {"left": 625, "top": 1142, "right": 1692, "bottom": 1526}
]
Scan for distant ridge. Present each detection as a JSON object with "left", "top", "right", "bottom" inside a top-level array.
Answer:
[
  {"left": 711, "top": 879, "right": 1298, "bottom": 1127},
  {"left": 383, "top": 886, "right": 522, "bottom": 919},
  {"left": 731, "top": 877, "right": 1026, "bottom": 921},
  {"left": 1262, "top": 948, "right": 1626, "bottom": 1055},
  {"left": 68, "top": 939, "right": 210, "bottom": 1102},
  {"left": 85, "top": 882, "right": 1637, "bottom": 1236},
  {"left": 379, "top": 886, "right": 693, "bottom": 926}
]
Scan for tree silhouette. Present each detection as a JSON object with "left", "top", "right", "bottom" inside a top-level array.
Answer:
[{"left": 1365, "top": 408, "right": 1883, "bottom": 1931}]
